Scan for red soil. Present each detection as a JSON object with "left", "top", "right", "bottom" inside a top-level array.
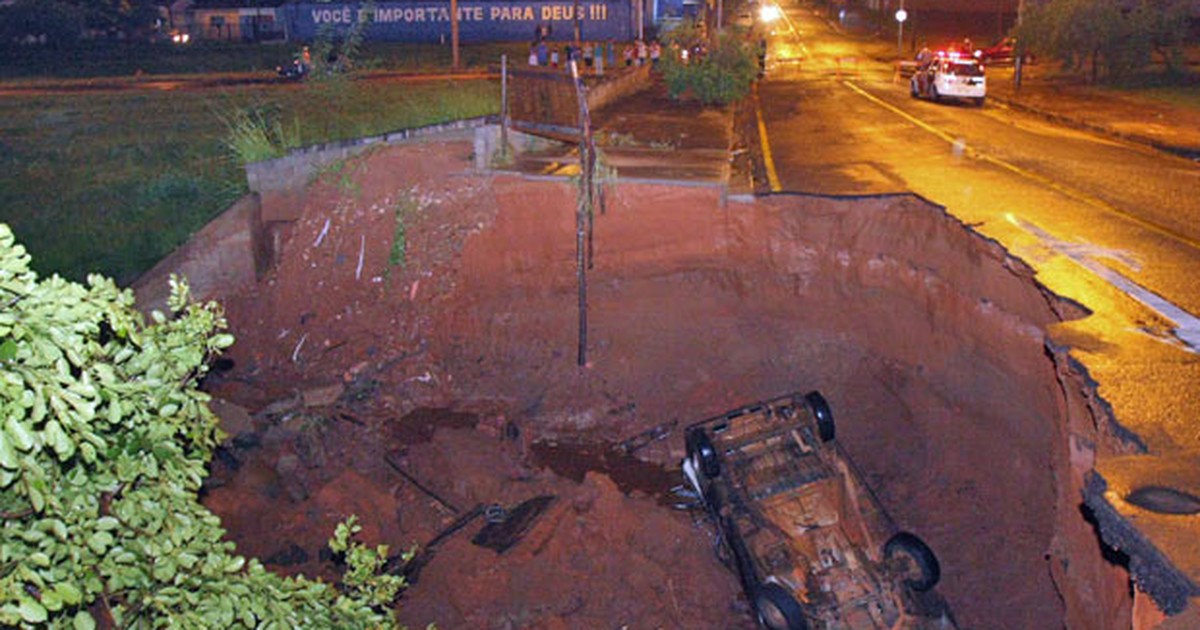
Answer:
[{"left": 202, "top": 140, "right": 1133, "bottom": 629}]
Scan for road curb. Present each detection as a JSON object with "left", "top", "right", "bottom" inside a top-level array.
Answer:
[{"left": 988, "top": 91, "right": 1200, "bottom": 161}]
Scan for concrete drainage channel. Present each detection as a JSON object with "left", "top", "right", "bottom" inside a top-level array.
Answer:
[{"left": 146, "top": 137, "right": 1161, "bottom": 628}]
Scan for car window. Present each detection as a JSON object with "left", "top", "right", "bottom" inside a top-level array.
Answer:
[{"left": 948, "top": 61, "right": 983, "bottom": 76}]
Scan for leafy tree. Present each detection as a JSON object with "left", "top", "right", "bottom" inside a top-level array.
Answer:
[
  {"left": 1015, "top": 0, "right": 1192, "bottom": 82},
  {"left": 660, "top": 21, "right": 759, "bottom": 105},
  {"left": 0, "top": 224, "right": 404, "bottom": 628},
  {"left": 0, "top": 1, "right": 85, "bottom": 45},
  {"left": 1131, "top": 0, "right": 1191, "bottom": 74},
  {"left": 92, "top": 0, "right": 161, "bottom": 35}
]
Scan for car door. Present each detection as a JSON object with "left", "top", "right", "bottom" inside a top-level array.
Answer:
[{"left": 918, "top": 64, "right": 932, "bottom": 95}]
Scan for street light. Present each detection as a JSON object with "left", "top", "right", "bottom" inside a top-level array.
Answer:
[{"left": 895, "top": 5, "right": 907, "bottom": 56}]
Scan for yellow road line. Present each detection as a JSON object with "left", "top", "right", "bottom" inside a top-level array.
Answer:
[
  {"left": 755, "top": 82, "right": 783, "bottom": 192},
  {"left": 842, "top": 79, "right": 1200, "bottom": 251}
]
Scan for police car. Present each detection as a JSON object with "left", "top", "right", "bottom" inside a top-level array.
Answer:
[{"left": 910, "top": 52, "right": 986, "bottom": 106}]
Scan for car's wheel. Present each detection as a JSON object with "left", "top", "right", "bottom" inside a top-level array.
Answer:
[
  {"left": 686, "top": 429, "right": 720, "bottom": 479},
  {"left": 754, "top": 582, "right": 808, "bottom": 630},
  {"left": 884, "top": 532, "right": 941, "bottom": 592},
  {"left": 803, "top": 391, "right": 835, "bottom": 442},
  {"left": 974, "top": 97, "right": 985, "bottom": 107}
]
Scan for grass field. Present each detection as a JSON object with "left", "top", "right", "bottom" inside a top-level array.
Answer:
[
  {"left": 1, "top": 43, "right": 507, "bottom": 284},
  {"left": 0, "top": 40, "right": 530, "bottom": 80}
]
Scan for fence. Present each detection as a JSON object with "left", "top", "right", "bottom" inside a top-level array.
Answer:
[{"left": 507, "top": 62, "right": 650, "bottom": 140}]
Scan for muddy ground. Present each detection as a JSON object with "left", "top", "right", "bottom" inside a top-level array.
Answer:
[{"left": 200, "top": 138, "right": 1136, "bottom": 629}]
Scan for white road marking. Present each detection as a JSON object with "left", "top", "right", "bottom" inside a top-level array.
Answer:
[
  {"left": 838, "top": 79, "right": 1200, "bottom": 352},
  {"left": 842, "top": 79, "right": 1200, "bottom": 251},
  {"left": 1011, "top": 216, "right": 1200, "bottom": 352}
]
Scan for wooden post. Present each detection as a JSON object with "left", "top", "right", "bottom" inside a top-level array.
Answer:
[
  {"left": 451, "top": 0, "right": 460, "bottom": 69},
  {"left": 571, "top": 59, "right": 592, "bottom": 367},
  {"left": 574, "top": 0, "right": 582, "bottom": 46},
  {"left": 501, "top": 54, "right": 509, "bottom": 155}
]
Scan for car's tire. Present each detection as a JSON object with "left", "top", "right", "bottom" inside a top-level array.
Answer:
[
  {"left": 884, "top": 532, "right": 941, "bottom": 592},
  {"left": 803, "top": 391, "right": 835, "bottom": 442},
  {"left": 754, "top": 582, "right": 808, "bottom": 630},
  {"left": 686, "top": 429, "right": 721, "bottom": 479},
  {"left": 974, "top": 97, "right": 985, "bottom": 107}
]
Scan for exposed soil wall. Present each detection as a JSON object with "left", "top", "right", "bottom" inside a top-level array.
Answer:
[{"left": 202, "top": 141, "right": 1133, "bottom": 629}]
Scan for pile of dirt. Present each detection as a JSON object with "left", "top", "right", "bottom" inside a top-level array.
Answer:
[{"left": 202, "top": 139, "right": 1133, "bottom": 628}]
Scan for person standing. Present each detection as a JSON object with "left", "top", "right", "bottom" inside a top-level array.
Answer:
[
  {"left": 916, "top": 45, "right": 932, "bottom": 66},
  {"left": 550, "top": 46, "right": 560, "bottom": 68},
  {"left": 636, "top": 38, "right": 647, "bottom": 66},
  {"left": 607, "top": 38, "right": 617, "bottom": 68},
  {"left": 649, "top": 40, "right": 661, "bottom": 68},
  {"left": 529, "top": 42, "right": 539, "bottom": 66},
  {"left": 583, "top": 42, "right": 595, "bottom": 68},
  {"left": 623, "top": 43, "right": 634, "bottom": 67},
  {"left": 536, "top": 40, "right": 549, "bottom": 66}
]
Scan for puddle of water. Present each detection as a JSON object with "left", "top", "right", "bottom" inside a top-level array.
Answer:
[
  {"left": 1125, "top": 485, "right": 1200, "bottom": 515},
  {"left": 530, "top": 440, "right": 680, "bottom": 502}
]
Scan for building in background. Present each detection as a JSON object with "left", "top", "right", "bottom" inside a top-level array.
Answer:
[{"left": 168, "top": 0, "right": 285, "bottom": 41}]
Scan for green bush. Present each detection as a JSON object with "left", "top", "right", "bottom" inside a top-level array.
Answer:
[
  {"left": 220, "top": 103, "right": 301, "bottom": 165},
  {"left": 0, "top": 0, "right": 84, "bottom": 46},
  {"left": 0, "top": 225, "right": 404, "bottom": 628},
  {"left": 660, "top": 27, "right": 758, "bottom": 104}
]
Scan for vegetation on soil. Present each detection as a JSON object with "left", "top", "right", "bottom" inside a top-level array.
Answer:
[
  {"left": 389, "top": 193, "right": 418, "bottom": 269},
  {"left": 220, "top": 104, "right": 303, "bottom": 165},
  {"left": 659, "top": 19, "right": 759, "bottom": 105},
  {"left": 0, "top": 224, "right": 407, "bottom": 628}
]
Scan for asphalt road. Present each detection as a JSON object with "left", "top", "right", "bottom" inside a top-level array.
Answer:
[
  {"left": 758, "top": 5, "right": 1200, "bottom": 350},
  {"left": 754, "top": 2, "right": 1200, "bottom": 608}
]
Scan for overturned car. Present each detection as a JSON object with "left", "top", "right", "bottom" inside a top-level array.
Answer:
[{"left": 682, "top": 391, "right": 955, "bottom": 629}]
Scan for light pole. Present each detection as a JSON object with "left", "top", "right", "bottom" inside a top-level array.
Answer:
[
  {"left": 895, "top": 3, "right": 907, "bottom": 56},
  {"left": 450, "top": 0, "right": 460, "bottom": 68}
]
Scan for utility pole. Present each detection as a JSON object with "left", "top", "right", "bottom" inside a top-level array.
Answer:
[
  {"left": 637, "top": 0, "right": 644, "bottom": 41},
  {"left": 574, "top": 0, "right": 582, "bottom": 46},
  {"left": 451, "top": 0, "right": 460, "bottom": 68},
  {"left": 1014, "top": 0, "right": 1024, "bottom": 90}
]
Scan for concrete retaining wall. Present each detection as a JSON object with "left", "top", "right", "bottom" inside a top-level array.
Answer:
[
  {"left": 132, "top": 193, "right": 261, "bottom": 315},
  {"left": 245, "top": 117, "right": 493, "bottom": 223},
  {"left": 586, "top": 64, "right": 651, "bottom": 112},
  {"left": 135, "top": 68, "right": 647, "bottom": 314}
]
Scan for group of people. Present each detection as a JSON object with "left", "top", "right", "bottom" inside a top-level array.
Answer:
[
  {"left": 527, "top": 38, "right": 662, "bottom": 70},
  {"left": 916, "top": 37, "right": 975, "bottom": 64}
]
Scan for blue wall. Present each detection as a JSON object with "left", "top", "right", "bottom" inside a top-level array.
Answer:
[{"left": 283, "top": 2, "right": 634, "bottom": 43}]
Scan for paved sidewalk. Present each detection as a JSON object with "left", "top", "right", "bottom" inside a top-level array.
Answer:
[{"left": 985, "top": 66, "right": 1200, "bottom": 158}]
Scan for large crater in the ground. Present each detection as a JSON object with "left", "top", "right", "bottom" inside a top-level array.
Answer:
[{"left": 201, "top": 141, "right": 1135, "bottom": 629}]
